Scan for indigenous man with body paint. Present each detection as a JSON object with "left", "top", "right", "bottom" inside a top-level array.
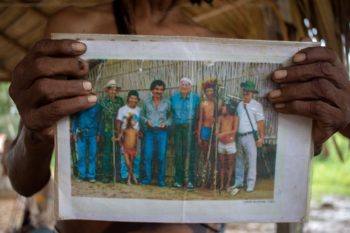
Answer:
[{"left": 198, "top": 79, "right": 221, "bottom": 188}]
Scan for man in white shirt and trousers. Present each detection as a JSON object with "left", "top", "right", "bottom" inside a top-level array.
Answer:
[{"left": 231, "top": 80, "right": 265, "bottom": 194}]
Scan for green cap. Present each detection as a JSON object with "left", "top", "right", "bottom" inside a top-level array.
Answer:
[{"left": 240, "top": 80, "right": 258, "bottom": 93}]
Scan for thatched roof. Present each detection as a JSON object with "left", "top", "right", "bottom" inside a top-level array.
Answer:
[
  {"left": 0, "top": 0, "right": 112, "bottom": 81},
  {"left": 0, "top": 0, "right": 349, "bottom": 82}
]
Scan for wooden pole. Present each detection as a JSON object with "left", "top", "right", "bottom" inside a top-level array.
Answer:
[{"left": 276, "top": 222, "right": 303, "bottom": 233}]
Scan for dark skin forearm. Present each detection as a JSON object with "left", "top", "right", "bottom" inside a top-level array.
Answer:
[{"left": 7, "top": 126, "right": 54, "bottom": 197}]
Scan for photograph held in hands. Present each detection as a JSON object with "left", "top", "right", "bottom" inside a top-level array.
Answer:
[{"left": 55, "top": 34, "right": 316, "bottom": 223}]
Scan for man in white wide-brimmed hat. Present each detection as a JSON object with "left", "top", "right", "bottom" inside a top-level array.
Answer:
[{"left": 99, "top": 79, "right": 124, "bottom": 183}]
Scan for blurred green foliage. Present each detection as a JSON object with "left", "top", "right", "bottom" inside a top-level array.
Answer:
[
  {"left": 311, "top": 133, "right": 350, "bottom": 199},
  {"left": 0, "top": 83, "right": 19, "bottom": 139}
]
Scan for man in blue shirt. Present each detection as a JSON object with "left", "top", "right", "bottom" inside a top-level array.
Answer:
[
  {"left": 141, "top": 80, "right": 171, "bottom": 187},
  {"left": 71, "top": 104, "right": 102, "bottom": 182},
  {"left": 170, "top": 77, "right": 200, "bottom": 189}
]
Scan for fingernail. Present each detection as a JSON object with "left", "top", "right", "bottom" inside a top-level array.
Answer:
[
  {"left": 293, "top": 53, "right": 306, "bottom": 62},
  {"left": 269, "top": 89, "right": 281, "bottom": 98},
  {"left": 274, "top": 70, "right": 287, "bottom": 80},
  {"left": 71, "top": 42, "right": 86, "bottom": 52},
  {"left": 83, "top": 82, "right": 92, "bottom": 91},
  {"left": 88, "top": 95, "right": 97, "bottom": 103},
  {"left": 275, "top": 103, "right": 285, "bottom": 109}
]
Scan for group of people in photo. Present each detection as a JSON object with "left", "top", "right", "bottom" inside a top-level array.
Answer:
[{"left": 71, "top": 76, "right": 265, "bottom": 194}]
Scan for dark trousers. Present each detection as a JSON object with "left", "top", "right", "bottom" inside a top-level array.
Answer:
[
  {"left": 174, "top": 124, "right": 197, "bottom": 185},
  {"left": 102, "top": 131, "right": 114, "bottom": 180}
]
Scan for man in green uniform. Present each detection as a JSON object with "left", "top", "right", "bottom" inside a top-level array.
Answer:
[{"left": 99, "top": 79, "right": 124, "bottom": 183}]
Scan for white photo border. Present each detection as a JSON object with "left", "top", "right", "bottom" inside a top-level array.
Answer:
[{"left": 55, "top": 34, "right": 316, "bottom": 223}]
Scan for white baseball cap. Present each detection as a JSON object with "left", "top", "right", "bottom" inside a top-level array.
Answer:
[
  {"left": 104, "top": 79, "right": 120, "bottom": 89},
  {"left": 180, "top": 77, "right": 192, "bottom": 85}
]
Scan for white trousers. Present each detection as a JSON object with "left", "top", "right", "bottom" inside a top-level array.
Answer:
[{"left": 235, "top": 134, "right": 257, "bottom": 189}]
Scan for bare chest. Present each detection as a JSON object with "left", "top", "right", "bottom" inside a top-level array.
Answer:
[
  {"left": 220, "top": 116, "right": 234, "bottom": 131},
  {"left": 203, "top": 102, "right": 215, "bottom": 115}
]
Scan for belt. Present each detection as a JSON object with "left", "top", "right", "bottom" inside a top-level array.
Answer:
[
  {"left": 147, "top": 126, "right": 167, "bottom": 131},
  {"left": 175, "top": 123, "right": 192, "bottom": 128},
  {"left": 238, "top": 131, "right": 253, "bottom": 137}
]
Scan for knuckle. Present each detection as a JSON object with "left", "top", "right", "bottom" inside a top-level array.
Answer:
[
  {"left": 22, "top": 110, "right": 39, "bottom": 131},
  {"left": 312, "top": 101, "right": 342, "bottom": 128},
  {"left": 12, "top": 60, "right": 27, "bottom": 83},
  {"left": 33, "top": 79, "right": 56, "bottom": 101},
  {"left": 310, "top": 101, "right": 324, "bottom": 116},
  {"left": 47, "top": 102, "right": 64, "bottom": 120},
  {"left": 324, "top": 47, "right": 337, "bottom": 63},
  {"left": 31, "top": 39, "right": 74, "bottom": 56},
  {"left": 280, "top": 86, "right": 296, "bottom": 101},
  {"left": 65, "top": 59, "right": 77, "bottom": 72},
  {"left": 312, "top": 79, "right": 332, "bottom": 98},
  {"left": 33, "top": 79, "right": 46, "bottom": 94},
  {"left": 316, "top": 101, "right": 327, "bottom": 115},
  {"left": 319, "top": 62, "right": 333, "bottom": 76},
  {"left": 33, "top": 57, "right": 47, "bottom": 76},
  {"left": 61, "top": 59, "right": 84, "bottom": 77},
  {"left": 288, "top": 101, "right": 300, "bottom": 112},
  {"left": 70, "top": 80, "right": 84, "bottom": 93},
  {"left": 31, "top": 39, "right": 50, "bottom": 54},
  {"left": 288, "top": 66, "right": 301, "bottom": 80}
]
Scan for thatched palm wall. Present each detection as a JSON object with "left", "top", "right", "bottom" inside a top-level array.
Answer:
[
  {"left": 84, "top": 59, "right": 279, "bottom": 179},
  {"left": 86, "top": 60, "right": 279, "bottom": 141}
]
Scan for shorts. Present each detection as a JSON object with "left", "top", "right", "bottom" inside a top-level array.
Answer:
[
  {"left": 201, "top": 127, "right": 212, "bottom": 141},
  {"left": 123, "top": 147, "right": 137, "bottom": 158},
  {"left": 218, "top": 141, "right": 237, "bottom": 155}
]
